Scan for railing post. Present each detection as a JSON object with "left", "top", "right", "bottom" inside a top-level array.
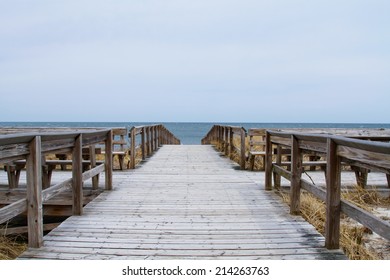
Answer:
[
  {"left": 224, "top": 127, "right": 229, "bottom": 156},
  {"left": 265, "top": 131, "right": 273, "bottom": 191},
  {"left": 290, "top": 135, "right": 302, "bottom": 215},
  {"left": 26, "top": 136, "right": 43, "bottom": 248},
  {"left": 146, "top": 127, "right": 151, "bottom": 156},
  {"left": 274, "top": 145, "right": 282, "bottom": 189},
  {"left": 89, "top": 145, "right": 99, "bottom": 190},
  {"left": 151, "top": 126, "right": 155, "bottom": 152},
  {"left": 240, "top": 128, "right": 246, "bottom": 170},
  {"left": 105, "top": 130, "right": 113, "bottom": 190},
  {"left": 325, "top": 137, "right": 341, "bottom": 249},
  {"left": 130, "top": 127, "right": 136, "bottom": 169},
  {"left": 154, "top": 126, "right": 158, "bottom": 150},
  {"left": 141, "top": 128, "right": 146, "bottom": 160},
  {"left": 157, "top": 125, "right": 161, "bottom": 147},
  {"left": 72, "top": 134, "right": 83, "bottom": 215},
  {"left": 229, "top": 127, "right": 233, "bottom": 159}
]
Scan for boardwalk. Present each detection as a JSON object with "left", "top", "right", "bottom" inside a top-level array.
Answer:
[{"left": 19, "top": 145, "right": 346, "bottom": 260}]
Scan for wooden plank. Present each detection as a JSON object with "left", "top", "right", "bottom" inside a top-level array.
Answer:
[
  {"left": 19, "top": 145, "right": 346, "bottom": 260},
  {"left": 130, "top": 127, "right": 136, "bottom": 169},
  {"left": 0, "top": 143, "right": 30, "bottom": 163},
  {"left": 337, "top": 145, "right": 390, "bottom": 172},
  {"left": 0, "top": 198, "right": 27, "bottom": 224},
  {"left": 325, "top": 138, "right": 341, "bottom": 249},
  {"left": 341, "top": 200, "right": 390, "bottom": 241},
  {"left": 42, "top": 178, "right": 72, "bottom": 202},
  {"left": 26, "top": 136, "right": 43, "bottom": 248},
  {"left": 89, "top": 145, "right": 99, "bottom": 189},
  {"left": 72, "top": 134, "right": 83, "bottom": 215},
  {"left": 290, "top": 135, "right": 302, "bottom": 215},
  {"left": 240, "top": 128, "right": 246, "bottom": 170},
  {"left": 105, "top": 130, "right": 113, "bottom": 190},
  {"left": 82, "top": 164, "right": 105, "bottom": 182}
]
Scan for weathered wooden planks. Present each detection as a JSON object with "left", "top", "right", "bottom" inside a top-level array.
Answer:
[{"left": 19, "top": 145, "right": 346, "bottom": 260}]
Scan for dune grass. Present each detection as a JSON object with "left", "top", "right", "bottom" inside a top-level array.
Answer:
[
  {"left": 0, "top": 234, "right": 27, "bottom": 260},
  {"left": 279, "top": 187, "right": 389, "bottom": 260}
]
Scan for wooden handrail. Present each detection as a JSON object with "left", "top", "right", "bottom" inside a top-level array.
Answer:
[
  {"left": 201, "top": 125, "right": 247, "bottom": 169},
  {"left": 265, "top": 130, "right": 390, "bottom": 249},
  {"left": 0, "top": 129, "right": 114, "bottom": 248},
  {"left": 128, "top": 124, "right": 180, "bottom": 169}
]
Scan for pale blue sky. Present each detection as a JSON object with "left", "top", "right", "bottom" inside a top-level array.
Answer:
[{"left": 1, "top": 0, "right": 389, "bottom": 123}]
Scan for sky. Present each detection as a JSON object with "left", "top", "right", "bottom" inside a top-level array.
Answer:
[{"left": 0, "top": 0, "right": 389, "bottom": 123}]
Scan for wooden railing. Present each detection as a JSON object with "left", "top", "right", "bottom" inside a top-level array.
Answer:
[
  {"left": 0, "top": 129, "right": 113, "bottom": 248},
  {"left": 129, "top": 124, "right": 180, "bottom": 169},
  {"left": 201, "top": 125, "right": 247, "bottom": 169},
  {"left": 265, "top": 130, "right": 390, "bottom": 249}
]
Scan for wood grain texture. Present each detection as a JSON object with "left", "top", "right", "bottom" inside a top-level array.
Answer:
[{"left": 19, "top": 145, "right": 346, "bottom": 260}]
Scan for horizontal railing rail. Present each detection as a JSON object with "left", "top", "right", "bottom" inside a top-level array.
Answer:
[
  {"left": 265, "top": 130, "right": 390, "bottom": 249},
  {"left": 0, "top": 129, "right": 113, "bottom": 248},
  {"left": 129, "top": 124, "right": 180, "bottom": 169},
  {"left": 201, "top": 125, "right": 247, "bottom": 169}
]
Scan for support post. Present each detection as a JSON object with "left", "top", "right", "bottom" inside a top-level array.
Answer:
[
  {"left": 265, "top": 131, "right": 273, "bottom": 191},
  {"left": 240, "top": 128, "right": 246, "bottom": 170},
  {"left": 105, "top": 130, "right": 113, "bottom": 190},
  {"left": 325, "top": 137, "right": 341, "bottom": 249},
  {"left": 26, "top": 136, "right": 43, "bottom": 248},
  {"left": 229, "top": 128, "right": 234, "bottom": 159},
  {"left": 141, "top": 128, "right": 146, "bottom": 160},
  {"left": 290, "top": 135, "right": 302, "bottom": 215},
  {"left": 130, "top": 127, "right": 136, "bottom": 169},
  {"left": 224, "top": 127, "right": 229, "bottom": 156},
  {"left": 72, "top": 134, "right": 83, "bottom": 215},
  {"left": 274, "top": 145, "right": 282, "bottom": 189},
  {"left": 89, "top": 145, "right": 99, "bottom": 190}
]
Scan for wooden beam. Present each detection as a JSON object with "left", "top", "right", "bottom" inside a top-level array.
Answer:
[
  {"left": 0, "top": 198, "right": 27, "bottom": 225},
  {"left": 290, "top": 135, "right": 302, "bottom": 215},
  {"left": 265, "top": 131, "right": 273, "bottom": 191},
  {"left": 72, "top": 134, "right": 83, "bottom": 215},
  {"left": 325, "top": 138, "right": 341, "bottom": 249},
  {"left": 240, "top": 128, "right": 246, "bottom": 170},
  {"left": 89, "top": 145, "right": 99, "bottom": 189},
  {"left": 130, "top": 127, "right": 136, "bottom": 169},
  {"left": 26, "top": 136, "right": 43, "bottom": 248},
  {"left": 105, "top": 130, "right": 113, "bottom": 190}
]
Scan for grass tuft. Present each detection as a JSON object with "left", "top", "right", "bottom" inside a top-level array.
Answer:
[
  {"left": 0, "top": 233, "right": 27, "bottom": 260},
  {"left": 279, "top": 189, "right": 384, "bottom": 260}
]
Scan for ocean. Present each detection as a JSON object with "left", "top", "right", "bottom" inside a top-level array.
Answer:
[{"left": 1, "top": 122, "right": 390, "bottom": 145}]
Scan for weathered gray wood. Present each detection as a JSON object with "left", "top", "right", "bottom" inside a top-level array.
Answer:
[
  {"left": 325, "top": 138, "right": 341, "bottom": 249},
  {"left": 341, "top": 200, "right": 390, "bottom": 241},
  {"left": 42, "top": 178, "right": 72, "bottom": 202},
  {"left": 141, "top": 127, "right": 146, "bottom": 160},
  {"left": 290, "top": 135, "right": 302, "bottom": 215},
  {"left": 82, "top": 164, "right": 105, "bottom": 182},
  {"left": 240, "top": 128, "right": 246, "bottom": 170},
  {"left": 72, "top": 134, "right": 83, "bottom": 215},
  {"left": 105, "top": 130, "right": 113, "bottom": 190},
  {"left": 26, "top": 136, "right": 43, "bottom": 248},
  {"left": 89, "top": 145, "right": 99, "bottom": 189},
  {"left": 19, "top": 145, "right": 345, "bottom": 260},
  {"left": 265, "top": 131, "right": 273, "bottom": 191},
  {"left": 130, "top": 127, "right": 136, "bottom": 169},
  {"left": 0, "top": 198, "right": 27, "bottom": 224}
]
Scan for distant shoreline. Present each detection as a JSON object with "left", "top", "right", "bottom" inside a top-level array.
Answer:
[{"left": 2, "top": 122, "right": 390, "bottom": 145}]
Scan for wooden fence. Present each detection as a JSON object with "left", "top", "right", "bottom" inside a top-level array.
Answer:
[
  {"left": 0, "top": 129, "right": 113, "bottom": 248},
  {"left": 201, "top": 125, "right": 247, "bottom": 169},
  {"left": 129, "top": 124, "right": 180, "bottom": 169},
  {"left": 265, "top": 130, "right": 390, "bottom": 249}
]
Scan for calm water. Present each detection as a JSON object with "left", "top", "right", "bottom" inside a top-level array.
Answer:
[{"left": 1, "top": 122, "right": 390, "bottom": 145}]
